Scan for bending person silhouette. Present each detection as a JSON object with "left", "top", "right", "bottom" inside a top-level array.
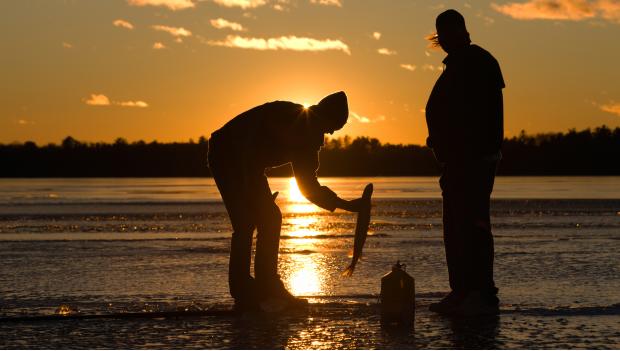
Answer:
[
  {"left": 208, "top": 92, "right": 363, "bottom": 311},
  {"left": 425, "top": 9, "right": 505, "bottom": 316}
]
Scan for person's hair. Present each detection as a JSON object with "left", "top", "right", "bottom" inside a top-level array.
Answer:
[{"left": 425, "top": 33, "right": 440, "bottom": 48}]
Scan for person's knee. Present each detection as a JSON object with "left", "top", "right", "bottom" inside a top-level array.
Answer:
[
  {"left": 231, "top": 220, "right": 254, "bottom": 235},
  {"left": 258, "top": 203, "right": 282, "bottom": 233},
  {"left": 267, "top": 203, "right": 282, "bottom": 227}
]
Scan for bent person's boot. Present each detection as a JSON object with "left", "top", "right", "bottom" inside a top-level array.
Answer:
[
  {"left": 453, "top": 290, "right": 500, "bottom": 316},
  {"left": 429, "top": 291, "right": 466, "bottom": 315},
  {"left": 257, "top": 276, "right": 308, "bottom": 312},
  {"left": 233, "top": 297, "right": 260, "bottom": 313}
]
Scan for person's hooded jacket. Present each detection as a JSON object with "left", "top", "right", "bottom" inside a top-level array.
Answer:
[{"left": 209, "top": 92, "right": 348, "bottom": 211}]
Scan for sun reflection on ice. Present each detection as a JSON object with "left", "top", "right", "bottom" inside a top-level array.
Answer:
[
  {"left": 287, "top": 216, "right": 318, "bottom": 238},
  {"left": 281, "top": 177, "right": 330, "bottom": 297},
  {"left": 287, "top": 177, "right": 315, "bottom": 213},
  {"left": 287, "top": 255, "right": 322, "bottom": 296},
  {"left": 288, "top": 177, "right": 305, "bottom": 202}
]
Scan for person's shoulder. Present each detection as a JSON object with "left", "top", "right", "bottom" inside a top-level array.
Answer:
[
  {"left": 469, "top": 44, "right": 505, "bottom": 88},
  {"left": 468, "top": 44, "right": 499, "bottom": 65}
]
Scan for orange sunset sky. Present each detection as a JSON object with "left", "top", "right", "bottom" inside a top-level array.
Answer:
[{"left": 2, "top": 0, "right": 620, "bottom": 145}]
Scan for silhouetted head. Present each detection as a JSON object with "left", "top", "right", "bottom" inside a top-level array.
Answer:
[
  {"left": 434, "top": 9, "right": 471, "bottom": 54},
  {"left": 309, "top": 91, "right": 348, "bottom": 135}
]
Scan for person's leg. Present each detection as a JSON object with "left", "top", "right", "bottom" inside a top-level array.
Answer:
[
  {"left": 208, "top": 145, "right": 256, "bottom": 301},
  {"left": 252, "top": 175, "right": 307, "bottom": 307},
  {"left": 465, "top": 161, "right": 498, "bottom": 296},
  {"left": 228, "top": 214, "right": 256, "bottom": 299},
  {"left": 440, "top": 164, "right": 468, "bottom": 294},
  {"left": 431, "top": 164, "right": 470, "bottom": 313},
  {"left": 253, "top": 174, "right": 282, "bottom": 282},
  {"left": 452, "top": 161, "right": 499, "bottom": 316}
]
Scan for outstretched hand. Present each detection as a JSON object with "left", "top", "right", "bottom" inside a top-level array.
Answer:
[{"left": 339, "top": 197, "right": 365, "bottom": 213}]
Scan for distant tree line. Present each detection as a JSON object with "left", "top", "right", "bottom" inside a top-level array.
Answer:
[{"left": 1, "top": 126, "right": 618, "bottom": 177}]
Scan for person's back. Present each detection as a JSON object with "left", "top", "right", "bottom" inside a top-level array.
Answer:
[{"left": 211, "top": 101, "right": 323, "bottom": 170}]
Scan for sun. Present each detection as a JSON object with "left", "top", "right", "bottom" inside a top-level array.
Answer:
[{"left": 302, "top": 102, "right": 311, "bottom": 109}]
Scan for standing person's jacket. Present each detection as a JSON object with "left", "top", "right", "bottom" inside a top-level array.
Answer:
[
  {"left": 425, "top": 44, "right": 505, "bottom": 163},
  {"left": 209, "top": 101, "right": 339, "bottom": 211}
]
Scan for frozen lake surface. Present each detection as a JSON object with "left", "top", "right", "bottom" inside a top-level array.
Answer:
[{"left": 0, "top": 177, "right": 619, "bottom": 348}]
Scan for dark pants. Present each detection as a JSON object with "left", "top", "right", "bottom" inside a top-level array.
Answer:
[
  {"left": 208, "top": 139, "right": 282, "bottom": 300},
  {"left": 439, "top": 160, "right": 498, "bottom": 295}
]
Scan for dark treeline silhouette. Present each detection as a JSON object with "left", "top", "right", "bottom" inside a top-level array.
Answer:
[
  {"left": 0, "top": 136, "right": 211, "bottom": 177},
  {"left": 1, "top": 126, "right": 618, "bottom": 177},
  {"left": 499, "top": 126, "right": 620, "bottom": 175}
]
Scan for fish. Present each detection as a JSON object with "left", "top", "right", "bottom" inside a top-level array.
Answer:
[{"left": 342, "top": 183, "right": 373, "bottom": 277}]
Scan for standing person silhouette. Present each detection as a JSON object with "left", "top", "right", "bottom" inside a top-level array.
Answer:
[
  {"left": 208, "top": 92, "right": 364, "bottom": 312},
  {"left": 425, "top": 9, "right": 505, "bottom": 316}
]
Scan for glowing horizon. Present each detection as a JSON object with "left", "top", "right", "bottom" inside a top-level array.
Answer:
[{"left": 2, "top": 1, "right": 619, "bottom": 146}]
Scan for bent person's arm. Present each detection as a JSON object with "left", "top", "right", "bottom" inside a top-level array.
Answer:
[{"left": 292, "top": 148, "right": 361, "bottom": 212}]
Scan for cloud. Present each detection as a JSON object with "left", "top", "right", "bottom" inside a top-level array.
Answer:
[
  {"left": 477, "top": 12, "right": 497, "bottom": 25},
  {"left": 350, "top": 111, "right": 385, "bottom": 123},
  {"left": 211, "top": 0, "right": 267, "bottom": 9},
  {"left": 113, "top": 19, "right": 134, "bottom": 30},
  {"left": 600, "top": 101, "right": 620, "bottom": 116},
  {"left": 400, "top": 64, "right": 416, "bottom": 71},
  {"left": 62, "top": 42, "right": 73, "bottom": 49},
  {"left": 127, "top": 0, "right": 195, "bottom": 10},
  {"left": 210, "top": 18, "right": 246, "bottom": 31},
  {"left": 83, "top": 94, "right": 148, "bottom": 107},
  {"left": 492, "top": 0, "right": 620, "bottom": 23},
  {"left": 422, "top": 64, "right": 444, "bottom": 71},
  {"left": 207, "top": 35, "right": 351, "bottom": 54},
  {"left": 17, "top": 119, "right": 35, "bottom": 125},
  {"left": 272, "top": 0, "right": 291, "bottom": 11},
  {"left": 598, "top": 0, "right": 620, "bottom": 22},
  {"left": 350, "top": 111, "right": 371, "bottom": 123},
  {"left": 118, "top": 100, "right": 149, "bottom": 108},
  {"left": 153, "top": 42, "right": 166, "bottom": 49},
  {"left": 372, "top": 31, "right": 381, "bottom": 40},
  {"left": 84, "top": 94, "right": 111, "bottom": 106},
  {"left": 310, "top": 0, "right": 342, "bottom": 7},
  {"left": 377, "top": 48, "right": 397, "bottom": 55},
  {"left": 152, "top": 25, "right": 192, "bottom": 37}
]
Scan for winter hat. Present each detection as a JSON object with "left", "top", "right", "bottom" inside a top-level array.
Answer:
[{"left": 315, "top": 91, "right": 348, "bottom": 128}]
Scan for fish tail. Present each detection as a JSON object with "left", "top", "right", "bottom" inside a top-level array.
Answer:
[{"left": 341, "top": 263, "right": 356, "bottom": 277}]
